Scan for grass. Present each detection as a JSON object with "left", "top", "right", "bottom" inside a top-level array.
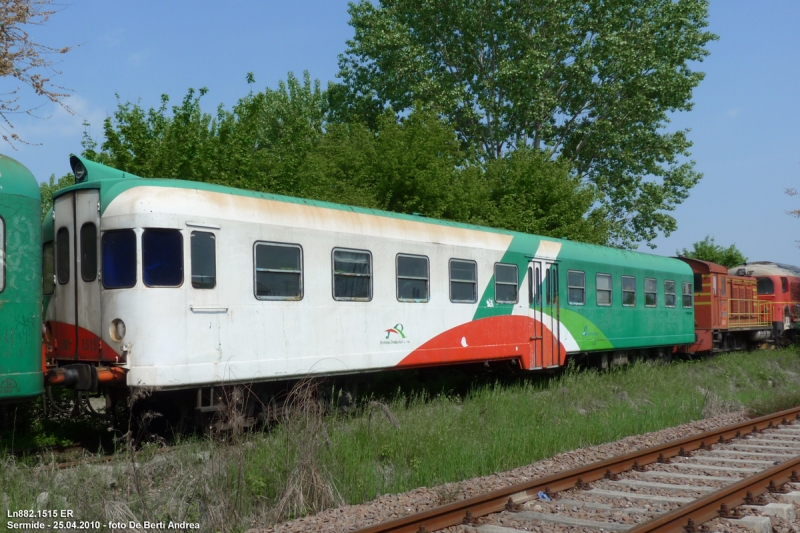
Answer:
[{"left": 1, "top": 347, "right": 800, "bottom": 532}]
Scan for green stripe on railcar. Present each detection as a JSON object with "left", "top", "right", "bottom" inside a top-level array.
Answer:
[
  {"left": 0, "top": 154, "right": 44, "bottom": 402},
  {"left": 475, "top": 234, "right": 695, "bottom": 353}
]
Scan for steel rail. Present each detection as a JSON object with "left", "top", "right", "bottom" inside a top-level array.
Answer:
[
  {"left": 627, "top": 455, "right": 800, "bottom": 533},
  {"left": 352, "top": 406, "right": 800, "bottom": 533}
]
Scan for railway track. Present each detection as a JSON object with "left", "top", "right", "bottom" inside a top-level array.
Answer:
[{"left": 354, "top": 406, "right": 800, "bottom": 533}]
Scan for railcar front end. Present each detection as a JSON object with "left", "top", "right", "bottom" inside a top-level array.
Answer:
[{"left": 0, "top": 154, "right": 44, "bottom": 403}]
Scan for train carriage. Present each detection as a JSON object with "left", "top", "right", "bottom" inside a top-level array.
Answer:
[
  {"left": 677, "top": 258, "right": 772, "bottom": 352},
  {"left": 43, "top": 157, "right": 695, "bottom": 398},
  {"left": 0, "top": 154, "right": 44, "bottom": 403}
]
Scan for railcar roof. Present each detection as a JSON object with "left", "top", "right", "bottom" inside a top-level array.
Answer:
[
  {"left": 729, "top": 262, "right": 800, "bottom": 277},
  {"left": 676, "top": 257, "right": 728, "bottom": 275},
  {"left": 0, "top": 154, "right": 40, "bottom": 200},
  {"left": 52, "top": 156, "right": 689, "bottom": 274}
]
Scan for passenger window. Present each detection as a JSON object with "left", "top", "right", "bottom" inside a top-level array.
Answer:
[
  {"left": 142, "top": 229, "right": 183, "bottom": 287},
  {"left": 450, "top": 259, "right": 477, "bottom": 303},
  {"left": 255, "top": 242, "right": 303, "bottom": 299},
  {"left": 622, "top": 276, "right": 636, "bottom": 306},
  {"left": 191, "top": 231, "right": 216, "bottom": 289},
  {"left": 0, "top": 217, "right": 4, "bottom": 292},
  {"left": 645, "top": 278, "right": 657, "bottom": 307},
  {"left": 42, "top": 243, "right": 54, "bottom": 295},
  {"left": 80, "top": 223, "right": 97, "bottom": 282},
  {"left": 102, "top": 229, "right": 137, "bottom": 289},
  {"left": 396, "top": 254, "right": 429, "bottom": 302},
  {"left": 682, "top": 281, "right": 693, "bottom": 308},
  {"left": 495, "top": 263, "right": 518, "bottom": 304},
  {"left": 664, "top": 280, "right": 676, "bottom": 308},
  {"left": 567, "top": 270, "right": 585, "bottom": 305},
  {"left": 596, "top": 273, "right": 612, "bottom": 306},
  {"left": 333, "top": 248, "right": 371, "bottom": 301},
  {"left": 56, "top": 227, "right": 70, "bottom": 284}
]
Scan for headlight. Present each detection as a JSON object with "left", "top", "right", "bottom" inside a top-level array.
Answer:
[{"left": 110, "top": 319, "right": 126, "bottom": 342}]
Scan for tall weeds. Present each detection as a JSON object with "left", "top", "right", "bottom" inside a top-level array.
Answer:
[{"left": 271, "top": 379, "right": 343, "bottom": 522}]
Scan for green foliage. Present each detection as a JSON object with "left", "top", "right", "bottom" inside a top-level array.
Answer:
[
  {"left": 84, "top": 76, "right": 602, "bottom": 243},
  {"left": 39, "top": 172, "right": 74, "bottom": 220},
  {"left": 299, "top": 107, "right": 486, "bottom": 223},
  {"left": 336, "top": 0, "right": 717, "bottom": 247},
  {"left": 84, "top": 71, "right": 327, "bottom": 195},
  {"left": 482, "top": 149, "right": 609, "bottom": 244},
  {"left": 678, "top": 235, "right": 748, "bottom": 268}
]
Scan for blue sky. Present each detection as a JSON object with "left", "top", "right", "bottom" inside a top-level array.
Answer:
[{"left": 7, "top": 1, "right": 800, "bottom": 264}]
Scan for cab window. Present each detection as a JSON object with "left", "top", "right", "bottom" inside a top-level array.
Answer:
[
  {"left": 693, "top": 273, "right": 703, "bottom": 293},
  {"left": 102, "top": 230, "right": 137, "bottom": 289},
  {"left": 757, "top": 278, "right": 774, "bottom": 295},
  {"left": 142, "top": 229, "right": 183, "bottom": 287}
]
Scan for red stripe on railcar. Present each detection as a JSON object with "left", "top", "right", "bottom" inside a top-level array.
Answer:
[{"left": 396, "top": 315, "right": 566, "bottom": 370}]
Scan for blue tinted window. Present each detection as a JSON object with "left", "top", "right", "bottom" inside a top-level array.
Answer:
[
  {"left": 143, "top": 229, "right": 183, "bottom": 287},
  {"left": 102, "top": 230, "right": 136, "bottom": 289}
]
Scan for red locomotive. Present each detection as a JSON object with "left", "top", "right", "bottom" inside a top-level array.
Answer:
[{"left": 729, "top": 262, "right": 800, "bottom": 344}]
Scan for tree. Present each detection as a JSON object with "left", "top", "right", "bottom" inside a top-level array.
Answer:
[
  {"left": 482, "top": 149, "right": 609, "bottom": 244},
  {"left": 39, "top": 172, "right": 74, "bottom": 220},
  {"left": 85, "top": 74, "right": 603, "bottom": 244},
  {"left": 1, "top": 0, "right": 73, "bottom": 147},
  {"left": 84, "top": 72, "right": 327, "bottom": 195},
  {"left": 335, "top": 0, "right": 716, "bottom": 247},
  {"left": 678, "top": 236, "right": 747, "bottom": 268}
]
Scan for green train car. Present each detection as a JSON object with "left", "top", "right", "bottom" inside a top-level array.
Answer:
[{"left": 0, "top": 154, "right": 43, "bottom": 402}]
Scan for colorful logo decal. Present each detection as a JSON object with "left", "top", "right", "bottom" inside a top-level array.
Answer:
[
  {"left": 385, "top": 324, "right": 405, "bottom": 339},
  {"left": 381, "top": 324, "right": 409, "bottom": 345}
]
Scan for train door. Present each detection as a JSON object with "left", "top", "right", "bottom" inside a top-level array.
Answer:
[
  {"left": 53, "top": 193, "right": 77, "bottom": 359},
  {"left": 528, "top": 260, "right": 560, "bottom": 368},
  {"left": 185, "top": 225, "right": 223, "bottom": 365},
  {"left": 54, "top": 190, "right": 104, "bottom": 361},
  {"left": 75, "top": 190, "right": 103, "bottom": 360}
]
